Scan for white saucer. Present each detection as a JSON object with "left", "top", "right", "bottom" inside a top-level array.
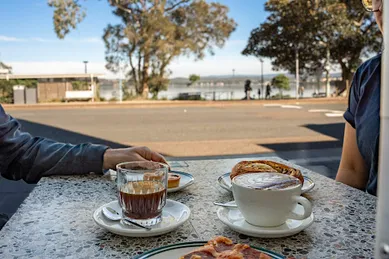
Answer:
[
  {"left": 218, "top": 173, "right": 315, "bottom": 194},
  {"left": 168, "top": 171, "right": 195, "bottom": 193},
  {"left": 93, "top": 200, "right": 191, "bottom": 237},
  {"left": 217, "top": 202, "right": 314, "bottom": 238}
]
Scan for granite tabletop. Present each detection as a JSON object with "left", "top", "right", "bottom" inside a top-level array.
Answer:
[{"left": 0, "top": 157, "right": 376, "bottom": 259}]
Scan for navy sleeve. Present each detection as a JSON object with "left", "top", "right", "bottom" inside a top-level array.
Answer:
[
  {"left": 344, "top": 71, "right": 360, "bottom": 129},
  {"left": 0, "top": 105, "right": 109, "bottom": 183}
]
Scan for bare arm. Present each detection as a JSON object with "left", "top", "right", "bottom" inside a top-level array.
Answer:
[{"left": 336, "top": 122, "right": 369, "bottom": 190}]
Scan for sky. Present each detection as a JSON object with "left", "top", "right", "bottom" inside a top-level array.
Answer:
[{"left": 0, "top": 0, "right": 278, "bottom": 79}]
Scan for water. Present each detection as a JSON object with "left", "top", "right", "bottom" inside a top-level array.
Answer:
[
  {"left": 99, "top": 84, "right": 337, "bottom": 101},
  {"left": 156, "top": 84, "right": 337, "bottom": 100}
]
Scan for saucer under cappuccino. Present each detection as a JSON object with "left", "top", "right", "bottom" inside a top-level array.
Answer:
[{"left": 232, "top": 172, "right": 312, "bottom": 227}]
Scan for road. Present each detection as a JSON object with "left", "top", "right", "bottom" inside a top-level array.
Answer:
[{"left": 7, "top": 101, "right": 347, "bottom": 158}]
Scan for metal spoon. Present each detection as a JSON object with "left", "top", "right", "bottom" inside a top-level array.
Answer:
[
  {"left": 213, "top": 202, "right": 238, "bottom": 208},
  {"left": 102, "top": 207, "right": 152, "bottom": 231}
]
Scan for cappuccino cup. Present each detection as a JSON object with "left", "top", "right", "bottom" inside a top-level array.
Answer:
[{"left": 232, "top": 172, "right": 312, "bottom": 227}]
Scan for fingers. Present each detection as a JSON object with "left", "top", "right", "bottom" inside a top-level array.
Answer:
[
  {"left": 138, "top": 146, "right": 152, "bottom": 160},
  {"left": 150, "top": 151, "right": 168, "bottom": 164},
  {"left": 136, "top": 146, "right": 168, "bottom": 167}
]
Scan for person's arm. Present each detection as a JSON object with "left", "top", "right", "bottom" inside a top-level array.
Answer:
[
  {"left": 0, "top": 107, "right": 108, "bottom": 183},
  {"left": 0, "top": 106, "right": 167, "bottom": 184},
  {"left": 336, "top": 122, "right": 369, "bottom": 190}
]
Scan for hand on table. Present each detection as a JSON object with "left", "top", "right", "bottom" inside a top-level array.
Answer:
[{"left": 103, "top": 146, "right": 167, "bottom": 170}]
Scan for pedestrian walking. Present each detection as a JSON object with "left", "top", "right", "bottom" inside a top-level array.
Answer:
[
  {"left": 266, "top": 84, "right": 271, "bottom": 99},
  {"left": 299, "top": 86, "right": 305, "bottom": 98},
  {"left": 244, "top": 80, "right": 252, "bottom": 100}
]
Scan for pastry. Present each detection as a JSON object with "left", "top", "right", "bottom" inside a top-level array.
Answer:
[
  {"left": 180, "top": 236, "right": 272, "bottom": 259},
  {"left": 168, "top": 173, "right": 181, "bottom": 188},
  {"left": 230, "top": 160, "right": 304, "bottom": 184}
]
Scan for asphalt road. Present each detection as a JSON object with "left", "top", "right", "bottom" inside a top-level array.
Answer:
[{"left": 7, "top": 102, "right": 347, "bottom": 157}]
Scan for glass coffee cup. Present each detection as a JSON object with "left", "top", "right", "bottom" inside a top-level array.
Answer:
[{"left": 116, "top": 161, "right": 168, "bottom": 227}]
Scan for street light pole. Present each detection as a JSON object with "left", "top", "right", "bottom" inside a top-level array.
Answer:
[
  {"left": 260, "top": 59, "right": 264, "bottom": 99},
  {"left": 83, "top": 61, "right": 88, "bottom": 74}
]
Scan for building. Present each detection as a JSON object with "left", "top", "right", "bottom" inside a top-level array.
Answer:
[{"left": 0, "top": 73, "right": 104, "bottom": 103}]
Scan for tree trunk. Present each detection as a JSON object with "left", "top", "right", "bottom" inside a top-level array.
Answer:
[
  {"left": 141, "top": 54, "right": 150, "bottom": 99},
  {"left": 339, "top": 60, "right": 353, "bottom": 98}
]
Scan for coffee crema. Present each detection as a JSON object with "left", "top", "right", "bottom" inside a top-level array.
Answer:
[
  {"left": 233, "top": 173, "right": 300, "bottom": 190},
  {"left": 119, "top": 181, "right": 166, "bottom": 219}
]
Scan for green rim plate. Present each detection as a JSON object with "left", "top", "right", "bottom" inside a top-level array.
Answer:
[{"left": 134, "top": 241, "right": 285, "bottom": 259}]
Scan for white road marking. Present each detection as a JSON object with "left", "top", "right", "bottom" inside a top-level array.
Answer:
[
  {"left": 309, "top": 109, "right": 344, "bottom": 113},
  {"left": 281, "top": 105, "right": 302, "bottom": 109},
  {"left": 263, "top": 104, "right": 281, "bottom": 107},
  {"left": 325, "top": 113, "right": 343, "bottom": 117},
  {"left": 309, "top": 109, "right": 332, "bottom": 113}
]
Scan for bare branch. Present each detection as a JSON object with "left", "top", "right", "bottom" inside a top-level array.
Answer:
[
  {"left": 109, "top": 0, "right": 132, "bottom": 14},
  {"left": 164, "top": 0, "right": 190, "bottom": 12}
]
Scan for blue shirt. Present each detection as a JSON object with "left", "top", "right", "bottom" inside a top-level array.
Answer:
[
  {"left": 0, "top": 105, "right": 108, "bottom": 183},
  {"left": 344, "top": 54, "right": 381, "bottom": 196}
]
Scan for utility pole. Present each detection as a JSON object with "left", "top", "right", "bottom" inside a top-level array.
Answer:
[
  {"left": 119, "top": 64, "right": 123, "bottom": 103},
  {"left": 83, "top": 61, "right": 89, "bottom": 97},
  {"left": 295, "top": 48, "right": 299, "bottom": 100},
  {"left": 232, "top": 69, "right": 235, "bottom": 78},
  {"left": 260, "top": 59, "right": 264, "bottom": 99},
  {"left": 325, "top": 47, "right": 331, "bottom": 98}
]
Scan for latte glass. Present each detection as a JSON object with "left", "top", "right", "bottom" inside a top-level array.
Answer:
[{"left": 116, "top": 161, "right": 168, "bottom": 227}]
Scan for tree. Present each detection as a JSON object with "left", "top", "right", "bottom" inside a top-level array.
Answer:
[
  {"left": 49, "top": 0, "right": 236, "bottom": 98},
  {"left": 242, "top": 0, "right": 381, "bottom": 90},
  {"left": 188, "top": 74, "right": 200, "bottom": 86},
  {"left": 271, "top": 74, "right": 290, "bottom": 98},
  {"left": 149, "top": 71, "right": 170, "bottom": 99},
  {"left": 71, "top": 81, "right": 89, "bottom": 91}
]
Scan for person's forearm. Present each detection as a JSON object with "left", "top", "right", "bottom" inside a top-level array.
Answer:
[
  {"left": 336, "top": 167, "right": 368, "bottom": 190},
  {"left": 0, "top": 115, "right": 108, "bottom": 183}
]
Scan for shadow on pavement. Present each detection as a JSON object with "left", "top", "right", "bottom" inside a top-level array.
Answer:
[
  {"left": 258, "top": 123, "right": 344, "bottom": 151},
  {"left": 17, "top": 119, "right": 130, "bottom": 148},
  {"left": 304, "top": 123, "right": 344, "bottom": 141}
]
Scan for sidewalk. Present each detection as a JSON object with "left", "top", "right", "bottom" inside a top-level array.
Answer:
[{"left": 3, "top": 97, "right": 347, "bottom": 110}]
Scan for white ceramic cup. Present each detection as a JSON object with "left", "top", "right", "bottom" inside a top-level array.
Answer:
[{"left": 232, "top": 172, "right": 312, "bottom": 227}]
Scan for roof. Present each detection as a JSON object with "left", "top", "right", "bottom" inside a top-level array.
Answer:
[{"left": 0, "top": 73, "right": 105, "bottom": 80}]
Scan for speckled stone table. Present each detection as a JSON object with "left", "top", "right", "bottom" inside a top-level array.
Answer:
[{"left": 0, "top": 157, "right": 376, "bottom": 259}]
